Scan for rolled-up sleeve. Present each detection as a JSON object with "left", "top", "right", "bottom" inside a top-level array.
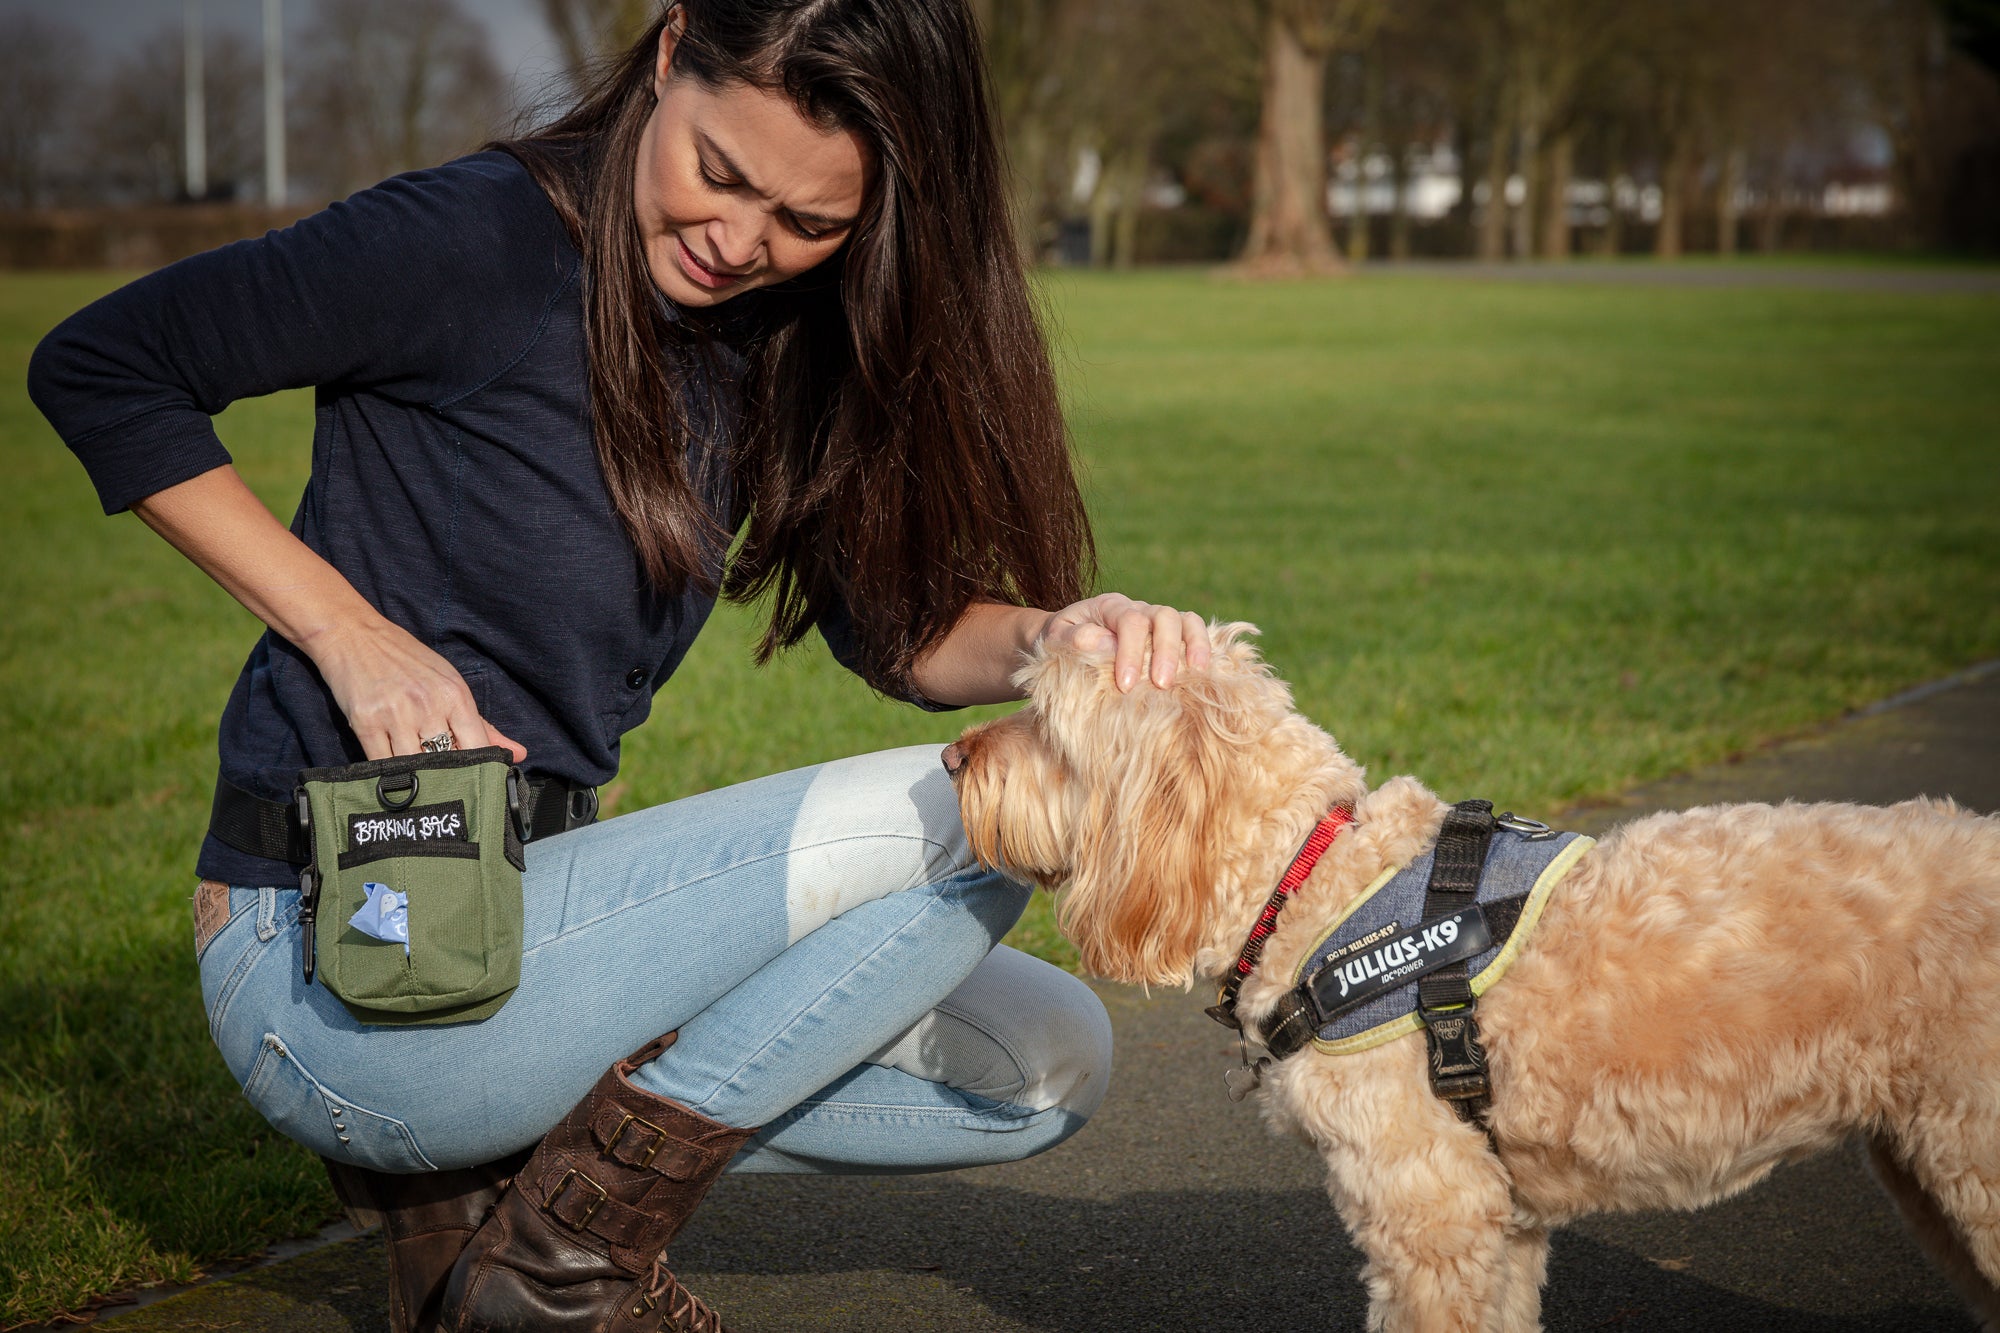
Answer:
[
  {"left": 27, "top": 154, "right": 568, "bottom": 514},
  {"left": 816, "top": 593, "right": 959, "bottom": 712}
]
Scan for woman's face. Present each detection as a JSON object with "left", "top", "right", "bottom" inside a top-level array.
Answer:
[{"left": 635, "top": 28, "right": 871, "bottom": 307}]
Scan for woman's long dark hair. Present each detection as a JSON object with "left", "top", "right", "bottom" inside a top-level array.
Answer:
[{"left": 494, "top": 0, "right": 1093, "bottom": 697}]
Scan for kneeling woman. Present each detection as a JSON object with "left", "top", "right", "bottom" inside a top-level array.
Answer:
[{"left": 30, "top": 1, "right": 1209, "bottom": 1329}]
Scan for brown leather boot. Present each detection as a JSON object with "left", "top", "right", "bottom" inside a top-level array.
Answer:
[
  {"left": 438, "top": 1032, "right": 756, "bottom": 1333},
  {"left": 324, "top": 1144, "right": 536, "bottom": 1320},
  {"left": 323, "top": 1150, "right": 532, "bottom": 1333}
]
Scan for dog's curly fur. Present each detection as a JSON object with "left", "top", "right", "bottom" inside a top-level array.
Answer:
[{"left": 945, "top": 625, "right": 2000, "bottom": 1333}]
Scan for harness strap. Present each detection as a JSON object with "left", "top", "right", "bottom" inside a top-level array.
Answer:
[
  {"left": 209, "top": 771, "right": 598, "bottom": 866},
  {"left": 1417, "top": 800, "right": 1499, "bottom": 1124}
]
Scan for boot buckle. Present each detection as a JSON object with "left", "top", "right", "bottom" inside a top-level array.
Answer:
[
  {"left": 546, "top": 1168, "right": 610, "bottom": 1230},
  {"left": 605, "top": 1113, "right": 669, "bottom": 1169}
]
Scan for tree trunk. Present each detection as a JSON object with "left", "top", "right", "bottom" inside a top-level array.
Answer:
[
  {"left": 1717, "top": 145, "right": 1745, "bottom": 256},
  {"left": 1510, "top": 51, "right": 1541, "bottom": 260},
  {"left": 1477, "top": 117, "right": 1510, "bottom": 260},
  {"left": 1112, "top": 150, "right": 1143, "bottom": 270},
  {"left": 1480, "top": 128, "right": 1504, "bottom": 258},
  {"left": 1348, "top": 57, "right": 1382, "bottom": 264},
  {"left": 1087, "top": 152, "right": 1114, "bottom": 268},
  {"left": 1010, "top": 118, "right": 1050, "bottom": 266},
  {"left": 1757, "top": 198, "right": 1783, "bottom": 252},
  {"left": 1655, "top": 148, "right": 1688, "bottom": 259},
  {"left": 1241, "top": 10, "right": 1339, "bottom": 272},
  {"left": 1603, "top": 177, "right": 1626, "bottom": 256},
  {"left": 1539, "top": 129, "right": 1573, "bottom": 258},
  {"left": 1389, "top": 142, "right": 1412, "bottom": 260}
]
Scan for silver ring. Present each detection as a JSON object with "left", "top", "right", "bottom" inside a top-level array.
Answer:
[{"left": 420, "top": 732, "right": 455, "bottom": 753}]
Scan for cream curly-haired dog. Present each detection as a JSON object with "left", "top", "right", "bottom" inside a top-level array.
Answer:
[{"left": 942, "top": 625, "right": 2000, "bottom": 1333}]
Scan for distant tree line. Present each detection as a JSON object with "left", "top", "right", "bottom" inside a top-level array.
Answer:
[
  {"left": 4, "top": 0, "right": 1995, "bottom": 262},
  {"left": 983, "top": 0, "right": 2000, "bottom": 263},
  {"left": 0, "top": 0, "right": 508, "bottom": 210}
]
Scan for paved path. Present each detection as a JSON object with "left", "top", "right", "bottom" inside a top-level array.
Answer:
[
  {"left": 1369, "top": 258, "right": 2000, "bottom": 295},
  {"left": 91, "top": 668, "right": 2000, "bottom": 1331}
]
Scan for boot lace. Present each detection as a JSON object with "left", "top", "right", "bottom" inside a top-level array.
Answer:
[{"left": 633, "top": 1255, "right": 727, "bottom": 1333}]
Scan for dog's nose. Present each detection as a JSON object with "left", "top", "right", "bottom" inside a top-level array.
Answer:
[{"left": 941, "top": 742, "right": 967, "bottom": 776}]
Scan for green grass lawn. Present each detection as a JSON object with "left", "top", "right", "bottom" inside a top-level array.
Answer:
[{"left": 4, "top": 266, "right": 1998, "bottom": 1323}]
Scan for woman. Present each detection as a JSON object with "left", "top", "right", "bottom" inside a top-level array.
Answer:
[{"left": 30, "top": 3, "right": 1206, "bottom": 1330}]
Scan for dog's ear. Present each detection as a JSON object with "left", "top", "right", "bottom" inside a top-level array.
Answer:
[
  {"left": 1059, "top": 699, "right": 1224, "bottom": 987},
  {"left": 1025, "top": 621, "right": 1289, "bottom": 986},
  {"left": 1041, "top": 640, "right": 1272, "bottom": 987}
]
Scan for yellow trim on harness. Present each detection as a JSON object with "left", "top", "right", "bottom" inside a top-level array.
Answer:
[{"left": 1300, "top": 835, "right": 1595, "bottom": 1057}]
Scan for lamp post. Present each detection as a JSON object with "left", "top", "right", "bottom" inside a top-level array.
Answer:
[
  {"left": 264, "top": 0, "right": 285, "bottom": 205},
  {"left": 183, "top": 0, "right": 206, "bottom": 200}
]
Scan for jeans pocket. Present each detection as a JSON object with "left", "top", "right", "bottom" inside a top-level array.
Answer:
[{"left": 242, "top": 1032, "right": 436, "bottom": 1173}]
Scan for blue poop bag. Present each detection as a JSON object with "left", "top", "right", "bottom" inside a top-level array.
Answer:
[{"left": 348, "top": 881, "right": 410, "bottom": 953}]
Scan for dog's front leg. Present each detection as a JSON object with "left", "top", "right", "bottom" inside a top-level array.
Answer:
[
  {"left": 1482, "top": 1227, "right": 1548, "bottom": 1333},
  {"left": 1311, "top": 1089, "right": 1514, "bottom": 1333}
]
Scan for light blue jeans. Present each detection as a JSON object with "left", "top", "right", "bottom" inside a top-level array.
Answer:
[{"left": 197, "top": 745, "right": 1112, "bottom": 1175}]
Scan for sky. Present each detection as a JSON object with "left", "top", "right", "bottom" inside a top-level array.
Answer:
[{"left": 0, "top": 0, "right": 572, "bottom": 102}]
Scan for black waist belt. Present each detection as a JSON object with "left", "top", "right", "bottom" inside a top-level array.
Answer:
[{"left": 208, "top": 771, "right": 600, "bottom": 867}]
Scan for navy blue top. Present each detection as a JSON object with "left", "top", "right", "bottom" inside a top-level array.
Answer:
[{"left": 28, "top": 151, "right": 919, "bottom": 889}]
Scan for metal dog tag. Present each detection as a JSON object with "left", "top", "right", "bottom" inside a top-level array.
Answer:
[{"left": 1224, "top": 1057, "right": 1269, "bottom": 1101}]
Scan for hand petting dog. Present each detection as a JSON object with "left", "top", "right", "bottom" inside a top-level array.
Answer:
[{"left": 945, "top": 623, "right": 2000, "bottom": 1333}]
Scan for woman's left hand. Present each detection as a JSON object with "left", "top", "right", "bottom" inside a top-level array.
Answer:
[{"left": 1039, "top": 593, "right": 1210, "bottom": 693}]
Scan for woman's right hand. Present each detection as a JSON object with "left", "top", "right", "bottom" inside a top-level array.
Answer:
[
  {"left": 130, "top": 466, "right": 526, "bottom": 763},
  {"left": 309, "top": 615, "right": 527, "bottom": 762}
]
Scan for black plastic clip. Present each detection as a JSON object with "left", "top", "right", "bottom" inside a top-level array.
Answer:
[
  {"left": 298, "top": 864, "right": 320, "bottom": 984},
  {"left": 294, "top": 784, "right": 319, "bottom": 985},
  {"left": 1418, "top": 1003, "right": 1491, "bottom": 1109},
  {"left": 507, "top": 767, "right": 529, "bottom": 841}
]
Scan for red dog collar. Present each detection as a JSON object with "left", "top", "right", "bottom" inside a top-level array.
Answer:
[{"left": 1206, "top": 805, "right": 1354, "bottom": 1031}]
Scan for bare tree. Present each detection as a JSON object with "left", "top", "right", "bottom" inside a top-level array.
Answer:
[
  {"left": 1864, "top": 0, "right": 2000, "bottom": 251},
  {"left": 293, "top": 0, "right": 511, "bottom": 197},
  {"left": 1346, "top": 3, "right": 1470, "bottom": 260},
  {"left": 538, "top": 0, "right": 655, "bottom": 89},
  {"left": 1493, "top": 0, "right": 1629, "bottom": 259},
  {"left": 77, "top": 26, "right": 263, "bottom": 204},
  {"left": 975, "top": 0, "right": 1078, "bottom": 260},
  {"left": 1052, "top": 0, "right": 1227, "bottom": 268},
  {"left": 0, "top": 16, "right": 88, "bottom": 208}
]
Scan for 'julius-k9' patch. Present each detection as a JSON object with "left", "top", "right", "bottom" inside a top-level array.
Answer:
[
  {"left": 339, "top": 800, "right": 476, "bottom": 868},
  {"left": 1306, "top": 908, "right": 1493, "bottom": 1024}
]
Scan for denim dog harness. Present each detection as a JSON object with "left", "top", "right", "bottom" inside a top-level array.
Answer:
[
  {"left": 1211, "top": 801, "right": 1592, "bottom": 1126},
  {"left": 1285, "top": 822, "right": 1592, "bottom": 1054}
]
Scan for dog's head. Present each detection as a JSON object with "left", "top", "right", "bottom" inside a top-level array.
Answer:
[{"left": 944, "top": 623, "right": 1362, "bottom": 987}]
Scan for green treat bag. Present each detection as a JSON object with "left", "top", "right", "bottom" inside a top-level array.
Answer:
[{"left": 298, "top": 746, "right": 526, "bottom": 1025}]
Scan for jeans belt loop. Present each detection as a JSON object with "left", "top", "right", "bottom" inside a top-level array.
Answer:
[{"left": 255, "top": 886, "right": 279, "bottom": 942}]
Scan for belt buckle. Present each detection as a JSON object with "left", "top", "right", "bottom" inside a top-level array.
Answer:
[{"left": 547, "top": 1168, "right": 609, "bottom": 1229}]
